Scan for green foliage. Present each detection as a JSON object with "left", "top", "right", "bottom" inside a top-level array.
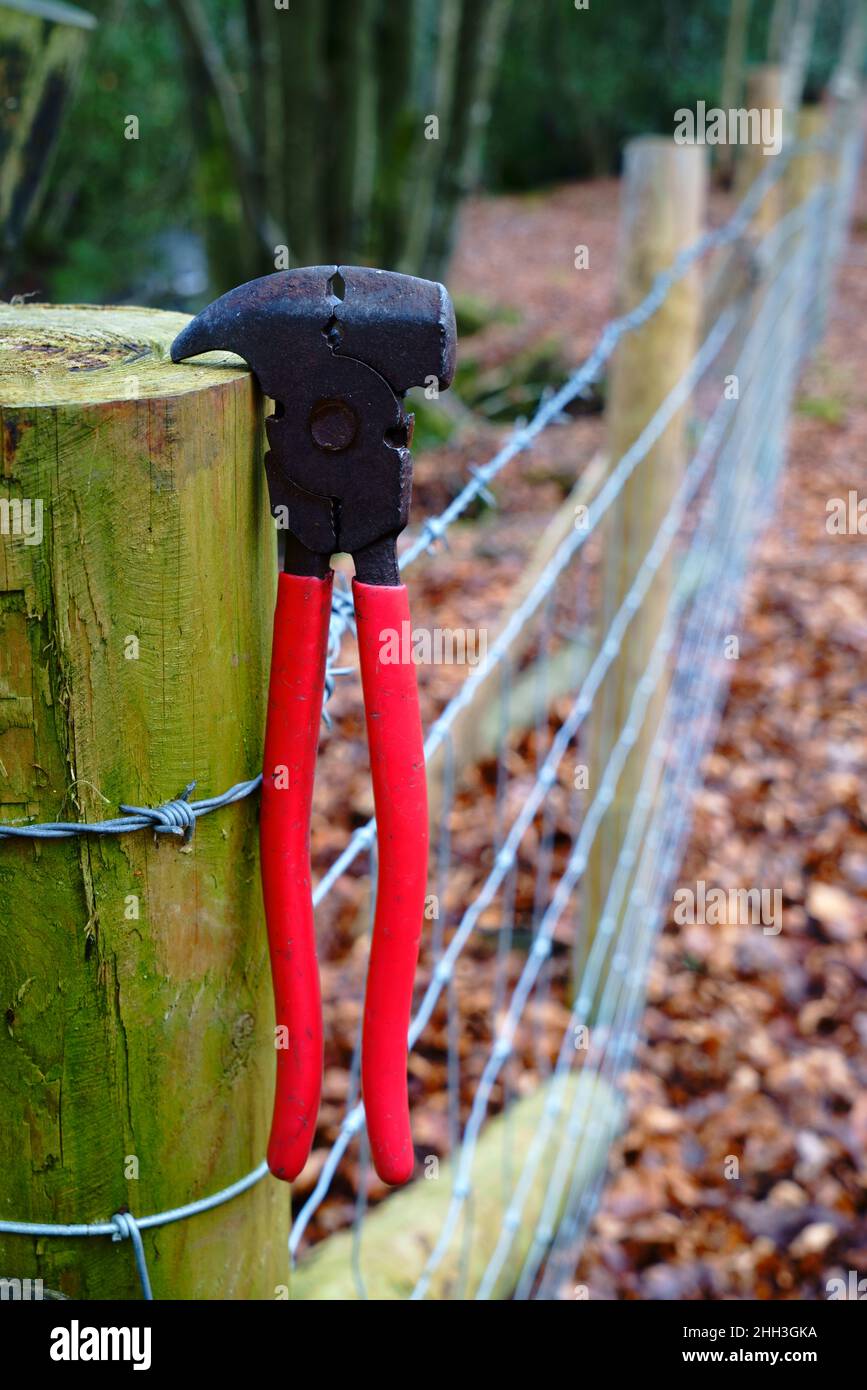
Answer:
[
  {"left": 453, "top": 291, "right": 521, "bottom": 336},
  {"left": 21, "top": 0, "right": 192, "bottom": 304},
  {"left": 796, "top": 393, "right": 847, "bottom": 426},
  {"left": 10, "top": 0, "right": 857, "bottom": 305},
  {"left": 405, "top": 388, "right": 457, "bottom": 451},
  {"left": 456, "top": 338, "right": 575, "bottom": 422},
  {"left": 484, "top": 0, "right": 850, "bottom": 190}
]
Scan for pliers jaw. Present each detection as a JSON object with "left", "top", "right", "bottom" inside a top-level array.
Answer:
[
  {"left": 171, "top": 265, "right": 456, "bottom": 586},
  {"left": 171, "top": 267, "right": 457, "bottom": 1186}
]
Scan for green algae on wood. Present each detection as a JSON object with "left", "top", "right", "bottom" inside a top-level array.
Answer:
[
  {"left": 291, "top": 1072, "right": 621, "bottom": 1301},
  {"left": 0, "top": 303, "right": 287, "bottom": 1299}
]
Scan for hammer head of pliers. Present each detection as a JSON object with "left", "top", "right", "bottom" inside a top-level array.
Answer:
[{"left": 170, "top": 267, "right": 457, "bottom": 577}]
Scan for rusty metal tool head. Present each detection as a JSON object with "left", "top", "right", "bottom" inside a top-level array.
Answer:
[
  {"left": 170, "top": 267, "right": 456, "bottom": 1186},
  {"left": 171, "top": 265, "right": 456, "bottom": 583}
]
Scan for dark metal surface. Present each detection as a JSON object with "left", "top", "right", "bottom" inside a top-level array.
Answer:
[{"left": 170, "top": 265, "right": 457, "bottom": 584}]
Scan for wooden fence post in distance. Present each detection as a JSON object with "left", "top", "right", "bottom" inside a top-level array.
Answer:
[
  {"left": 736, "top": 65, "right": 786, "bottom": 233},
  {"left": 580, "top": 139, "right": 707, "bottom": 995},
  {"left": 0, "top": 304, "right": 287, "bottom": 1299},
  {"left": 785, "top": 102, "right": 827, "bottom": 212}
]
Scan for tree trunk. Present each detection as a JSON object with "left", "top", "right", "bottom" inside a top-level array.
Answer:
[
  {"left": 401, "top": 0, "right": 463, "bottom": 275},
  {"left": 276, "top": 0, "right": 325, "bottom": 266},
  {"left": 768, "top": 0, "right": 795, "bottom": 62},
  {"left": 422, "top": 0, "right": 514, "bottom": 277},
  {"left": 322, "top": 0, "right": 378, "bottom": 263},
  {"left": 717, "top": 0, "right": 753, "bottom": 185},
  {"left": 0, "top": 0, "right": 96, "bottom": 261},
  {"left": 167, "top": 0, "right": 514, "bottom": 293},
  {"left": 169, "top": 0, "right": 267, "bottom": 287},
  {"left": 374, "top": 0, "right": 419, "bottom": 269},
  {"left": 0, "top": 303, "right": 287, "bottom": 1299}
]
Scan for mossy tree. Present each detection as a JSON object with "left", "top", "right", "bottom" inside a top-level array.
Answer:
[{"left": 166, "top": 0, "right": 514, "bottom": 288}]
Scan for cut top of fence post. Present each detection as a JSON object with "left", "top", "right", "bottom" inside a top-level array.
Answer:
[{"left": 0, "top": 303, "right": 286, "bottom": 1300}]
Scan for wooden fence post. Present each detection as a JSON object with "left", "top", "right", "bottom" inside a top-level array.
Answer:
[
  {"left": 0, "top": 304, "right": 287, "bottom": 1299},
  {"left": 785, "top": 102, "right": 827, "bottom": 212},
  {"left": 717, "top": 0, "right": 754, "bottom": 185},
  {"left": 809, "top": 7, "right": 867, "bottom": 346},
  {"left": 580, "top": 139, "right": 707, "bottom": 993},
  {"left": 735, "top": 65, "right": 786, "bottom": 232}
]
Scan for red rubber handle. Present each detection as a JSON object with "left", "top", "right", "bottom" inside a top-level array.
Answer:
[
  {"left": 354, "top": 580, "right": 429, "bottom": 1185},
  {"left": 261, "top": 570, "right": 333, "bottom": 1182}
]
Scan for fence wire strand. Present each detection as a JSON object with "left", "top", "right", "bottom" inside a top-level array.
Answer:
[
  {"left": 291, "top": 125, "right": 861, "bottom": 1289},
  {"left": 1, "top": 109, "right": 861, "bottom": 1302},
  {"left": 290, "top": 174, "right": 828, "bottom": 1262}
]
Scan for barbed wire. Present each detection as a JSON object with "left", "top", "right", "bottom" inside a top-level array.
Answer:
[
  {"left": 409, "top": 241, "right": 804, "bottom": 1298},
  {"left": 532, "top": 167, "right": 820, "bottom": 1301},
  {"left": 288, "top": 184, "right": 820, "bottom": 1256},
  {"left": 0, "top": 133, "right": 824, "bottom": 847},
  {"left": 0, "top": 1162, "right": 270, "bottom": 1300},
  {"left": 0, "top": 776, "right": 261, "bottom": 842},
  {"left": 0, "top": 113, "right": 856, "bottom": 1301}
]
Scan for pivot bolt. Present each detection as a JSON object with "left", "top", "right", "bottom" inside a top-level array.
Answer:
[{"left": 309, "top": 398, "right": 358, "bottom": 452}]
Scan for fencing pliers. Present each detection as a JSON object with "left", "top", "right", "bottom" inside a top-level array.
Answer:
[{"left": 171, "top": 267, "right": 457, "bottom": 1185}]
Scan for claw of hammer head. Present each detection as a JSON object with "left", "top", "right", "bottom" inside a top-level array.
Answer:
[
  {"left": 170, "top": 265, "right": 457, "bottom": 573},
  {"left": 170, "top": 265, "right": 457, "bottom": 401}
]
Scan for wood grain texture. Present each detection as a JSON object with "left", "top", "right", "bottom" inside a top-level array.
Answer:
[
  {"left": 581, "top": 140, "right": 707, "bottom": 994},
  {"left": 0, "top": 303, "right": 287, "bottom": 1299}
]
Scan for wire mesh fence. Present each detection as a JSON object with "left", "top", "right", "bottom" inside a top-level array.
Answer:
[
  {"left": 287, "top": 106, "right": 865, "bottom": 1300},
  {"left": 0, "top": 91, "right": 861, "bottom": 1304}
]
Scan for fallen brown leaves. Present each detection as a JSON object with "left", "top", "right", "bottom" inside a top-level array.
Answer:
[
  {"left": 295, "top": 158, "right": 867, "bottom": 1304},
  {"left": 574, "top": 169, "right": 867, "bottom": 1302}
]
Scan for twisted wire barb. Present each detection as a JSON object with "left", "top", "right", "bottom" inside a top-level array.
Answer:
[
  {"left": 0, "top": 124, "right": 852, "bottom": 1299},
  {"left": 320, "top": 133, "right": 830, "bottom": 668},
  {"left": 0, "top": 777, "right": 261, "bottom": 842},
  {"left": 290, "top": 178, "right": 830, "bottom": 1260}
]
